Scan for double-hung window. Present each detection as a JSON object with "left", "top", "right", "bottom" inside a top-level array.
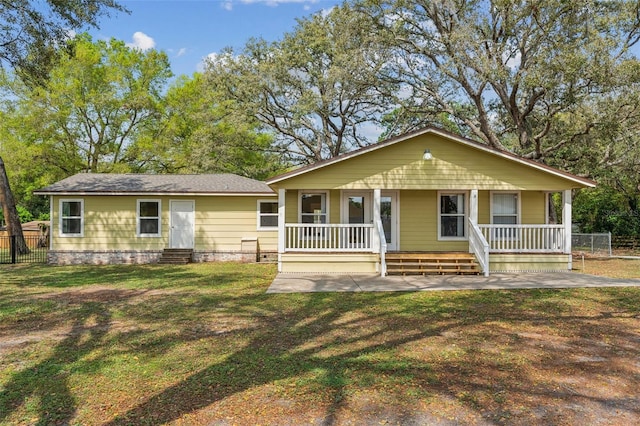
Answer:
[
  {"left": 257, "top": 200, "right": 278, "bottom": 230},
  {"left": 491, "top": 192, "right": 519, "bottom": 240},
  {"left": 137, "top": 200, "right": 161, "bottom": 237},
  {"left": 492, "top": 192, "right": 519, "bottom": 225},
  {"left": 60, "top": 199, "right": 84, "bottom": 236},
  {"left": 300, "top": 192, "right": 328, "bottom": 224},
  {"left": 438, "top": 192, "right": 467, "bottom": 239}
]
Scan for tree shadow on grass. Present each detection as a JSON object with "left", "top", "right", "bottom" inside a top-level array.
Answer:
[
  {"left": 2, "top": 274, "right": 639, "bottom": 424},
  {"left": 104, "top": 287, "right": 640, "bottom": 425},
  {"left": 0, "top": 302, "right": 111, "bottom": 426},
  {"left": 102, "top": 291, "right": 456, "bottom": 425}
]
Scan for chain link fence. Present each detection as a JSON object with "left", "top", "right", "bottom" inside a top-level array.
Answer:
[{"left": 572, "top": 233, "right": 612, "bottom": 256}]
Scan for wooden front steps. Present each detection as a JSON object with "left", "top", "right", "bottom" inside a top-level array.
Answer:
[
  {"left": 385, "top": 252, "right": 480, "bottom": 275},
  {"left": 158, "top": 248, "right": 193, "bottom": 265}
]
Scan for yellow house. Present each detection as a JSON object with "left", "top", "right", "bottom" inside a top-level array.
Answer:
[
  {"left": 35, "top": 127, "right": 595, "bottom": 275},
  {"left": 35, "top": 174, "right": 279, "bottom": 264},
  {"left": 266, "top": 127, "right": 595, "bottom": 276}
]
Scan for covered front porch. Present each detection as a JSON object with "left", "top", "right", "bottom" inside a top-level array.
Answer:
[{"left": 275, "top": 188, "right": 575, "bottom": 277}]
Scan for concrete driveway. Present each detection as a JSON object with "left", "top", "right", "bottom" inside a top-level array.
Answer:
[{"left": 267, "top": 272, "right": 640, "bottom": 293}]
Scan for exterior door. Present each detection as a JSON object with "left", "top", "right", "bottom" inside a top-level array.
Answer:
[
  {"left": 170, "top": 200, "right": 195, "bottom": 248},
  {"left": 343, "top": 192, "right": 371, "bottom": 248},
  {"left": 345, "top": 193, "right": 371, "bottom": 225},
  {"left": 341, "top": 191, "right": 398, "bottom": 250},
  {"left": 381, "top": 191, "right": 398, "bottom": 251}
]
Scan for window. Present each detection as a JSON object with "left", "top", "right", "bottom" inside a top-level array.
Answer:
[
  {"left": 299, "top": 192, "right": 328, "bottom": 224},
  {"left": 257, "top": 200, "right": 278, "bottom": 230},
  {"left": 60, "top": 199, "right": 83, "bottom": 236},
  {"left": 438, "top": 192, "right": 467, "bottom": 239},
  {"left": 137, "top": 199, "right": 161, "bottom": 237},
  {"left": 492, "top": 192, "right": 519, "bottom": 224}
]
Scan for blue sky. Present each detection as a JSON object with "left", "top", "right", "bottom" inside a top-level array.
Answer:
[{"left": 89, "top": 0, "right": 341, "bottom": 77}]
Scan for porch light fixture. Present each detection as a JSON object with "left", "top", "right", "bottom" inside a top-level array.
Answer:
[{"left": 423, "top": 149, "right": 433, "bottom": 160}]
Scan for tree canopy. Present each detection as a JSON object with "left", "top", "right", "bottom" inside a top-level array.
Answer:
[
  {"left": 206, "top": 4, "right": 394, "bottom": 163},
  {"left": 362, "top": 0, "right": 640, "bottom": 159},
  {"left": 0, "top": 0, "right": 127, "bottom": 85},
  {"left": 3, "top": 34, "right": 172, "bottom": 176},
  {"left": 0, "top": 0, "right": 125, "bottom": 253},
  {"left": 138, "top": 73, "right": 286, "bottom": 179}
]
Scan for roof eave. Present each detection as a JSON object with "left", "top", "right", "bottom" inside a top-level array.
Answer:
[{"left": 33, "top": 191, "right": 276, "bottom": 196}]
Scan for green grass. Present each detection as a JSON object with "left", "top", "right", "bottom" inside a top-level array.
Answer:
[{"left": 1, "top": 262, "right": 639, "bottom": 425}]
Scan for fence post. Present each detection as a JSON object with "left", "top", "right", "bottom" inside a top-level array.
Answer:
[{"left": 10, "top": 235, "right": 16, "bottom": 264}]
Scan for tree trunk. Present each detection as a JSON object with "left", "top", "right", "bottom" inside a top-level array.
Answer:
[{"left": 0, "top": 155, "right": 30, "bottom": 255}]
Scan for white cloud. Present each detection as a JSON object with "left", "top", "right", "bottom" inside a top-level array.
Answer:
[
  {"left": 222, "top": 2, "right": 233, "bottom": 11},
  {"left": 176, "top": 48, "right": 187, "bottom": 57},
  {"left": 127, "top": 32, "right": 156, "bottom": 51}
]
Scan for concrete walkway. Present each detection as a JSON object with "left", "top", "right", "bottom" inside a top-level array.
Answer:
[{"left": 267, "top": 272, "right": 640, "bottom": 293}]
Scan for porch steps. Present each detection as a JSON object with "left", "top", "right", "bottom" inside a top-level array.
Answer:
[
  {"left": 158, "top": 248, "right": 193, "bottom": 265},
  {"left": 385, "top": 252, "right": 480, "bottom": 275}
]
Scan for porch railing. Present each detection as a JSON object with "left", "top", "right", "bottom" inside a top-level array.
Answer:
[
  {"left": 285, "top": 223, "right": 375, "bottom": 252},
  {"left": 478, "top": 224, "right": 565, "bottom": 253},
  {"left": 469, "top": 220, "right": 490, "bottom": 276}
]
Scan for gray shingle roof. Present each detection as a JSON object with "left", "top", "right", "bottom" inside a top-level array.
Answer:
[{"left": 34, "top": 173, "right": 275, "bottom": 195}]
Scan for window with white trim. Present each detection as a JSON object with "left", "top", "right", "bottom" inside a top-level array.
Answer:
[
  {"left": 492, "top": 192, "right": 519, "bottom": 224},
  {"left": 257, "top": 200, "right": 278, "bottom": 230},
  {"left": 438, "top": 192, "right": 467, "bottom": 239},
  {"left": 137, "top": 199, "right": 161, "bottom": 237},
  {"left": 60, "top": 199, "right": 84, "bottom": 236},
  {"left": 300, "top": 192, "right": 328, "bottom": 224}
]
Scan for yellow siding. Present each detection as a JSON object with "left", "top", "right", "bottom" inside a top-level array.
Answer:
[
  {"left": 51, "top": 195, "right": 277, "bottom": 252},
  {"left": 398, "top": 190, "right": 469, "bottom": 251},
  {"left": 196, "top": 197, "right": 277, "bottom": 251},
  {"left": 489, "top": 254, "right": 570, "bottom": 272},
  {"left": 478, "top": 191, "right": 490, "bottom": 224},
  {"left": 520, "top": 191, "right": 546, "bottom": 224},
  {"left": 281, "top": 253, "right": 379, "bottom": 273},
  {"left": 273, "top": 133, "right": 582, "bottom": 191},
  {"left": 285, "top": 190, "right": 297, "bottom": 223}
]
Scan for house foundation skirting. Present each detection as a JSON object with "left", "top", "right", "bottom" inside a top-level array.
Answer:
[
  {"left": 193, "top": 250, "right": 257, "bottom": 263},
  {"left": 48, "top": 250, "right": 164, "bottom": 265},
  {"left": 48, "top": 249, "right": 278, "bottom": 265}
]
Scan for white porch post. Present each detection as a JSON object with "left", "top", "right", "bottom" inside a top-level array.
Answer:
[
  {"left": 277, "top": 188, "right": 286, "bottom": 273},
  {"left": 470, "top": 189, "right": 478, "bottom": 225},
  {"left": 563, "top": 189, "right": 573, "bottom": 269},
  {"left": 373, "top": 189, "right": 381, "bottom": 254},
  {"left": 469, "top": 189, "right": 478, "bottom": 255}
]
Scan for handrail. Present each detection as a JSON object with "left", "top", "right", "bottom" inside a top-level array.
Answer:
[
  {"left": 478, "top": 224, "right": 565, "bottom": 253},
  {"left": 375, "top": 218, "right": 387, "bottom": 277},
  {"left": 469, "top": 219, "right": 490, "bottom": 277},
  {"left": 284, "top": 223, "right": 374, "bottom": 252}
]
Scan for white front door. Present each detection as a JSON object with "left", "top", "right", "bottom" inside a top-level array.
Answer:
[
  {"left": 341, "top": 191, "right": 399, "bottom": 251},
  {"left": 381, "top": 191, "right": 398, "bottom": 251},
  {"left": 342, "top": 192, "right": 371, "bottom": 248},
  {"left": 170, "top": 200, "right": 195, "bottom": 248},
  {"left": 343, "top": 192, "right": 371, "bottom": 225}
]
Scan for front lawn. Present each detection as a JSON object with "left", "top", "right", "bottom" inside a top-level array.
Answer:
[{"left": 1, "top": 262, "right": 639, "bottom": 425}]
